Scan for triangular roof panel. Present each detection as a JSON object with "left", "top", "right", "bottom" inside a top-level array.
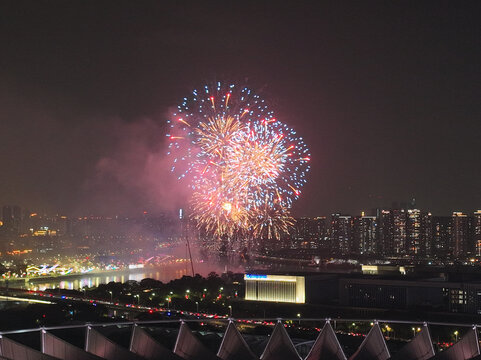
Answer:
[
  {"left": 431, "top": 327, "right": 480, "bottom": 360},
  {"left": 0, "top": 335, "right": 59, "bottom": 360},
  {"left": 348, "top": 323, "right": 390, "bottom": 360},
  {"left": 305, "top": 321, "right": 346, "bottom": 360},
  {"left": 260, "top": 322, "right": 301, "bottom": 360},
  {"left": 129, "top": 325, "right": 181, "bottom": 360},
  {"left": 85, "top": 327, "right": 143, "bottom": 360},
  {"left": 42, "top": 331, "right": 103, "bottom": 360},
  {"left": 390, "top": 324, "right": 434, "bottom": 360},
  {"left": 217, "top": 322, "right": 258, "bottom": 360},
  {"left": 173, "top": 322, "right": 219, "bottom": 360}
]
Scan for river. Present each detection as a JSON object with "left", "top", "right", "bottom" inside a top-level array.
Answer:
[{"left": 17, "top": 262, "right": 242, "bottom": 291}]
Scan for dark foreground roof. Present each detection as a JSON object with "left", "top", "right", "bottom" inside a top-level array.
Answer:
[
  {"left": 349, "top": 323, "right": 390, "bottom": 360},
  {"left": 217, "top": 321, "right": 258, "bottom": 360},
  {"left": 0, "top": 319, "right": 479, "bottom": 360},
  {"left": 390, "top": 324, "right": 435, "bottom": 360},
  {"left": 305, "top": 322, "right": 346, "bottom": 360}
]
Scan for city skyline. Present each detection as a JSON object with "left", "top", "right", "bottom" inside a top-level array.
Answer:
[
  {"left": 2, "top": 200, "right": 481, "bottom": 219},
  {"left": 2, "top": 199, "right": 481, "bottom": 218},
  {"left": 3, "top": 202, "right": 481, "bottom": 261}
]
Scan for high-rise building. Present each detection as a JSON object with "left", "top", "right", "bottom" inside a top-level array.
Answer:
[
  {"left": 407, "top": 209, "right": 422, "bottom": 256},
  {"left": 378, "top": 210, "right": 393, "bottom": 256},
  {"left": 313, "top": 217, "right": 329, "bottom": 252},
  {"left": 422, "top": 212, "right": 433, "bottom": 258},
  {"left": 351, "top": 217, "right": 360, "bottom": 256},
  {"left": 291, "top": 217, "right": 328, "bottom": 251},
  {"left": 405, "top": 209, "right": 432, "bottom": 258},
  {"left": 1, "top": 205, "right": 21, "bottom": 233},
  {"left": 292, "top": 218, "right": 310, "bottom": 249},
  {"left": 392, "top": 209, "right": 407, "bottom": 256},
  {"left": 353, "top": 215, "right": 377, "bottom": 256},
  {"left": 451, "top": 212, "right": 469, "bottom": 258},
  {"left": 474, "top": 211, "right": 481, "bottom": 257},
  {"left": 432, "top": 216, "right": 451, "bottom": 258},
  {"left": 2, "top": 206, "right": 13, "bottom": 229},
  {"left": 330, "top": 214, "right": 352, "bottom": 257}
]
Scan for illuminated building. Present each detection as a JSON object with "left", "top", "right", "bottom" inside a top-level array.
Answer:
[
  {"left": 244, "top": 274, "right": 305, "bottom": 303},
  {"left": 407, "top": 209, "right": 421, "bottom": 256},
  {"left": 313, "top": 216, "right": 330, "bottom": 252},
  {"left": 361, "top": 264, "right": 406, "bottom": 275},
  {"left": 53, "top": 215, "right": 69, "bottom": 236},
  {"left": 330, "top": 214, "right": 352, "bottom": 257},
  {"left": 421, "top": 212, "right": 433, "bottom": 258},
  {"left": 340, "top": 276, "right": 481, "bottom": 314},
  {"left": 353, "top": 215, "right": 377, "bottom": 255},
  {"left": 32, "top": 226, "right": 57, "bottom": 237},
  {"left": 475, "top": 210, "right": 481, "bottom": 257},
  {"left": 378, "top": 210, "right": 393, "bottom": 256},
  {"left": 432, "top": 216, "right": 451, "bottom": 258},
  {"left": 451, "top": 212, "right": 469, "bottom": 258},
  {"left": 291, "top": 218, "right": 310, "bottom": 249},
  {"left": 379, "top": 208, "right": 431, "bottom": 259},
  {"left": 291, "top": 217, "right": 328, "bottom": 250},
  {"left": 392, "top": 209, "right": 407, "bottom": 256}
]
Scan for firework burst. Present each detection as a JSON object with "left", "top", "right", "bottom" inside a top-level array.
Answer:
[{"left": 167, "top": 82, "right": 310, "bottom": 239}]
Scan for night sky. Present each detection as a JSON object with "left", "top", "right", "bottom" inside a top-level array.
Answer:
[{"left": 1, "top": 1, "right": 480, "bottom": 217}]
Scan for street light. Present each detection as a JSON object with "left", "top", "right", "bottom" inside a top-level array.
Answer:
[
  {"left": 454, "top": 330, "right": 459, "bottom": 342},
  {"left": 385, "top": 324, "right": 392, "bottom": 338},
  {"left": 297, "top": 313, "right": 301, "bottom": 325},
  {"left": 228, "top": 305, "right": 232, "bottom": 317},
  {"left": 196, "top": 301, "right": 199, "bottom": 313},
  {"left": 134, "top": 294, "right": 140, "bottom": 305},
  {"left": 108, "top": 291, "right": 113, "bottom": 303}
]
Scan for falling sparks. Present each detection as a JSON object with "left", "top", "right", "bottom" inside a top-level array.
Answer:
[
  {"left": 168, "top": 83, "right": 310, "bottom": 239},
  {"left": 177, "top": 118, "right": 190, "bottom": 127}
]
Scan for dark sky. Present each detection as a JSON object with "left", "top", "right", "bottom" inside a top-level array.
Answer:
[{"left": 0, "top": 1, "right": 480, "bottom": 217}]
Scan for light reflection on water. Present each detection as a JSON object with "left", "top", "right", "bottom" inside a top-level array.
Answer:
[{"left": 24, "top": 263, "right": 234, "bottom": 291}]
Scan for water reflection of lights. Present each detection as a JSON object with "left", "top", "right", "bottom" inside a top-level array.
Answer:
[{"left": 24, "top": 262, "right": 228, "bottom": 291}]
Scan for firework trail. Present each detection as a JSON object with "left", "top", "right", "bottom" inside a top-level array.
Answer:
[{"left": 167, "top": 82, "right": 310, "bottom": 239}]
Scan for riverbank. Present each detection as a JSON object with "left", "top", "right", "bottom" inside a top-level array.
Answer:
[{"left": 3, "top": 261, "right": 233, "bottom": 291}]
